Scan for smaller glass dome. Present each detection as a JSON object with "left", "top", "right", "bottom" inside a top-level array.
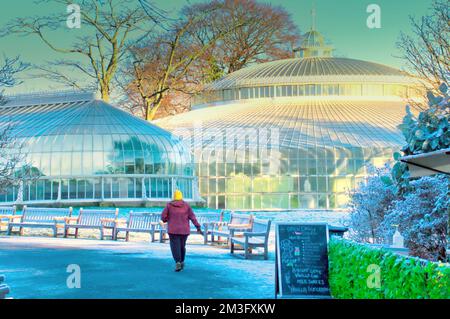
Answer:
[
  {"left": 302, "top": 30, "right": 325, "bottom": 47},
  {"left": 294, "top": 29, "right": 333, "bottom": 58},
  {"left": 0, "top": 92, "right": 199, "bottom": 205}
]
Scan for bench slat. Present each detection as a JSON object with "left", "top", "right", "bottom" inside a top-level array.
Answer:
[
  {"left": 77, "top": 209, "right": 118, "bottom": 227},
  {"left": 22, "top": 207, "right": 72, "bottom": 223},
  {"left": 0, "top": 206, "right": 16, "bottom": 215}
]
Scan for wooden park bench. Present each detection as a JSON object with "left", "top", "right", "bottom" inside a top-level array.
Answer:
[
  {"left": 7, "top": 206, "right": 73, "bottom": 237},
  {"left": 115, "top": 212, "right": 162, "bottom": 242},
  {"left": 230, "top": 218, "right": 271, "bottom": 260},
  {"left": 211, "top": 212, "right": 253, "bottom": 244},
  {"left": 0, "top": 206, "right": 16, "bottom": 232},
  {"left": 156, "top": 211, "right": 223, "bottom": 244},
  {"left": 64, "top": 208, "right": 118, "bottom": 240},
  {"left": 0, "top": 274, "right": 10, "bottom": 299},
  {"left": 191, "top": 212, "right": 224, "bottom": 244}
]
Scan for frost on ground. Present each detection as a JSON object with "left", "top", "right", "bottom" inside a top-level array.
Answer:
[
  {"left": 0, "top": 210, "right": 348, "bottom": 298},
  {"left": 0, "top": 236, "right": 274, "bottom": 299}
]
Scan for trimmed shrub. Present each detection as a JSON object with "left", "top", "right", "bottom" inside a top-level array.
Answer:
[{"left": 328, "top": 239, "right": 450, "bottom": 299}]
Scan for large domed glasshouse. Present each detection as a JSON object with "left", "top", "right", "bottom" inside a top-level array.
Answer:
[
  {"left": 0, "top": 92, "right": 199, "bottom": 206},
  {"left": 155, "top": 28, "right": 424, "bottom": 210}
]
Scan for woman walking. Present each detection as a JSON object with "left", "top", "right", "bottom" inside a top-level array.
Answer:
[{"left": 161, "top": 190, "right": 202, "bottom": 272}]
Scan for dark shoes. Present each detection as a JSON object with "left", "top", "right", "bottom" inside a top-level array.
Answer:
[{"left": 175, "top": 262, "right": 185, "bottom": 272}]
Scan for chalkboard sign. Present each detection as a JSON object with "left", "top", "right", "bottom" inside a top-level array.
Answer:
[{"left": 275, "top": 223, "right": 330, "bottom": 298}]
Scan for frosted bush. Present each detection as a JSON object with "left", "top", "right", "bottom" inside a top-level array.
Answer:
[
  {"left": 347, "top": 166, "right": 396, "bottom": 244},
  {"left": 348, "top": 85, "right": 449, "bottom": 262},
  {"left": 381, "top": 175, "right": 448, "bottom": 262}
]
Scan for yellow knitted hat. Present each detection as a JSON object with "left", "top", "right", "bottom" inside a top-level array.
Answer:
[{"left": 173, "top": 189, "right": 183, "bottom": 201}]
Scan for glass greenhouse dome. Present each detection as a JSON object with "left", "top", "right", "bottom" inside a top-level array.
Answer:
[
  {"left": 0, "top": 92, "right": 200, "bottom": 206},
  {"left": 156, "top": 28, "right": 425, "bottom": 211}
]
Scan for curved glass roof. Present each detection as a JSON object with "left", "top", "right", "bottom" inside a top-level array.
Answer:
[
  {"left": 208, "top": 57, "right": 417, "bottom": 90},
  {"left": 156, "top": 99, "right": 410, "bottom": 210},
  {"left": 0, "top": 92, "right": 193, "bottom": 177},
  {"left": 156, "top": 99, "right": 408, "bottom": 149}
]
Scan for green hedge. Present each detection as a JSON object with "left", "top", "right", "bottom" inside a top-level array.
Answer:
[{"left": 328, "top": 239, "right": 450, "bottom": 299}]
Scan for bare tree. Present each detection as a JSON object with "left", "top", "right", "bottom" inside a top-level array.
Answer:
[
  {"left": 0, "top": 56, "right": 28, "bottom": 105},
  {"left": 397, "top": 0, "right": 449, "bottom": 93},
  {"left": 0, "top": 56, "right": 28, "bottom": 193},
  {"left": 186, "top": 0, "right": 301, "bottom": 74},
  {"left": 3, "top": 0, "right": 162, "bottom": 101},
  {"left": 123, "top": 3, "right": 248, "bottom": 121},
  {"left": 0, "top": 124, "right": 27, "bottom": 193},
  {"left": 121, "top": 0, "right": 300, "bottom": 120}
]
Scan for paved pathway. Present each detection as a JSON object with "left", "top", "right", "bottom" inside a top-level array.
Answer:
[{"left": 0, "top": 236, "right": 274, "bottom": 299}]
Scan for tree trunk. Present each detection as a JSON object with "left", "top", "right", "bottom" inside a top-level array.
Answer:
[
  {"left": 146, "top": 94, "right": 163, "bottom": 121},
  {"left": 146, "top": 101, "right": 161, "bottom": 121},
  {"left": 100, "top": 83, "right": 110, "bottom": 102}
]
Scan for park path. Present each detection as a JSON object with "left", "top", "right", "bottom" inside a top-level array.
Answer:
[{"left": 0, "top": 236, "right": 274, "bottom": 299}]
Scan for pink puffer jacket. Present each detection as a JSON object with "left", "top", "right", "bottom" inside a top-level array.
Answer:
[{"left": 161, "top": 200, "right": 201, "bottom": 235}]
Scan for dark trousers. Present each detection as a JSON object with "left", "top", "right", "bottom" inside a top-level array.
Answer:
[{"left": 169, "top": 234, "right": 188, "bottom": 263}]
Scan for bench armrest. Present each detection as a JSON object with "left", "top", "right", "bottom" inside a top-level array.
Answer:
[
  {"left": 228, "top": 223, "right": 252, "bottom": 230},
  {"left": 0, "top": 214, "right": 19, "bottom": 220},
  {"left": 151, "top": 221, "right": 167, "bottom": 228},
  {"left": 243, "top": 231, "right": 267, "bottom": 237},
  {"left": 65, "top": 217, "right": 78, "bottom": 223},
  {"left": 159, "top": 221, "right": 167, "bottom": 228},
  {"left": 115, "top": 218, "right": 127, "bottom": 225}
]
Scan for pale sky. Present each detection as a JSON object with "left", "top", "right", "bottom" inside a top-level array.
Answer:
[{"left": 0, "top": 0, "right": 434, "bottom": 95}]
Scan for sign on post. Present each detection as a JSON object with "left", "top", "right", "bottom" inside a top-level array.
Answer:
[{"left": 275, "top": 223, "right": 331, "bottom": 299}]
